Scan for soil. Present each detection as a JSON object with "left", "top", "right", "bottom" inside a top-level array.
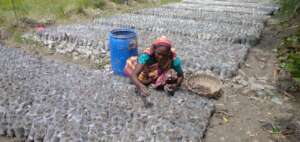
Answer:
[
  {"left": 0, "top": 137, "right": 16, "bottom": 142},
  {"left": 205, "top": 16, "right": 300, "bottom": 142}
]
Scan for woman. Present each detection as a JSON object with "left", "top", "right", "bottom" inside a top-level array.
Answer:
[{"left": 124, "top": 36, "right": 184, "bottom": 96}]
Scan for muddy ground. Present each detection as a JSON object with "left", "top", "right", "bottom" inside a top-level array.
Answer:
[{"left": 205, "top": 17, "right": 300, "bottom": 142}]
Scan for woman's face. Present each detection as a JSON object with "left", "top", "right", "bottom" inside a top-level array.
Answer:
[{"left": 154, "top": 46, "right": 170, "bottom": 62}]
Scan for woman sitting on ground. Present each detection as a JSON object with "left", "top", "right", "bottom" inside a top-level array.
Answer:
[{"left": 124, "top": 36, "right": 184, "bottom": 96}]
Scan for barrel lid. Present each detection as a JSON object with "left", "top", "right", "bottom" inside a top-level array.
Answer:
[{"left": 110, "top": 28, "right": 137, "bottom": 39}]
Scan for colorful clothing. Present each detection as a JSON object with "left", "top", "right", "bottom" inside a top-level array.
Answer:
[
  {"left": 138, "top": 54, "right": 183, "bottom": 74},
  {"left": 124, "top": 47, "right": 183, "bottom": 88}
]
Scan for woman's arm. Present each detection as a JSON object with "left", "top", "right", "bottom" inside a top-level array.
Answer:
[
  {"left": 129, "top": 63, "right": 150, "bottom": 96},
  {"left": 176, "top": 72, "right": 184, "bottom": 87},
  {"left": 171, "top": 57, "right": 184, "bottom": 87}
]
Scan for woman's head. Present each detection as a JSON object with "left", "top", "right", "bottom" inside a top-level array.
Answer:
[{"left": 152, "top": 36, "right": 172, "bottom": 61}]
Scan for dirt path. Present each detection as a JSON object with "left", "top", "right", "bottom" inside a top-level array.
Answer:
[
  {"left": 205, "top": 19, "right": 299, "bottom": 142},
  {"left": 0, "top": 137, "right": 17, "bottom": 142}
]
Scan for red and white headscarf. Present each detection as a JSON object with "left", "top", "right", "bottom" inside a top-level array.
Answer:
[{"left": 152, "top": 36, "right": 172, "bottom": 49}]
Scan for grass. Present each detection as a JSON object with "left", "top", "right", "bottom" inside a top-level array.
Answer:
[
  {"left": 0, "top": 0, "right": 181, "bottom": 25},
  {"left": 0, "top": 0, "right": 106, "bottom": 21},
  {"left": 0, "top": 0, "right": 180, "bottom": 44},
  {"left": 0, "top": 0, "right": 109, "bottom": 45},
  {"left": 278, "top": 31, "right": 300, "bottom": 85},
  {"left": 160, "top": 0, "right": 181, "bottom": 4},
  {"left": 277, "top": 0, "right": 300, "bottom": 19},
  {"left": 275, "top": 0, "right": 300, "bottom": 86}
]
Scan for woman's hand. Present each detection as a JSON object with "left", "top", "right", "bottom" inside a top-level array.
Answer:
[
  {"left": 129, "top": 63, "right": 151, "bottom": 96},
  {"left": 165, "top": 83, "right": 177, "bottom": 92},
  {"left": 139, "top": 85, "right": 150, "bottom": 97},
  {"left": 140, "top": 67, "right": 152, "bottom": 85}
]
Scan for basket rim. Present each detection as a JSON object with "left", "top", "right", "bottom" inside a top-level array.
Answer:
[{"left": 185, "top": 73, "right": 223, "bottom": 95}]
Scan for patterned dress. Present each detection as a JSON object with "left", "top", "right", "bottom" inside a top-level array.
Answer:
[{"left": 124, "top": 47, "right": 183, "bottom": 88}]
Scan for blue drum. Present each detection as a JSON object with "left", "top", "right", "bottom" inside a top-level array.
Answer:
[{"left": 109, "top": 28, "right": 138, "bottom": 76}]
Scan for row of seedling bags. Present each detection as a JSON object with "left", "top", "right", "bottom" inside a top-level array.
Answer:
[{"left": 181, "top": 0, "right": 278, "bottom": 15}]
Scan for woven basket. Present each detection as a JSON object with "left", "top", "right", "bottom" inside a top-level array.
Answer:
[{"left": 184, "top": 73, "right": 223, "bottom": 98}]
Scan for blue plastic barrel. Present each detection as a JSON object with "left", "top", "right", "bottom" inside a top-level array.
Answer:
[{"left": 109, "top": 28, "right": 138, "bottom": 76}]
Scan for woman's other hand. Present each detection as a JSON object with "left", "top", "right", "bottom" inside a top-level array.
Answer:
[{"left": 140, "top": 85, "right": 150, "bottom": 96}]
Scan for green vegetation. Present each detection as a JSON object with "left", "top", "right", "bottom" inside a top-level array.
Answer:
[
  {"left": 0, "top": 0, "right": 180, "bottom": 44},
  {"left": 160, "top": 0, "right": 181, "bottom": 5},
  {"left": 0, "top": 0, "right": 180, "bottom": 26},
  {"left": 0, "top": 0, "right": 110, "bottom": 26},
  {"left": 278, "top": 32, "right": 300, "bottom": 84},
  {"left": 0, "top": 0, "right": 112, "bottom": 44},
  {"left": 271, "top": 124, "right": 281, "bottom": 134},
  {"left": 277, "top": 0, "right": 300, "bottom": 19},
  {"left": 276, "top": 0, "right": 300, "bottom": 86}
]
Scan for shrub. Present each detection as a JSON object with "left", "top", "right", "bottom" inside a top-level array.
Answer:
[
  {"left": 278, "top": 0, "right": 300, "bottom": 18},
  {"left": 278, "top": 30, "right": 300, "bottom": 85}
]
